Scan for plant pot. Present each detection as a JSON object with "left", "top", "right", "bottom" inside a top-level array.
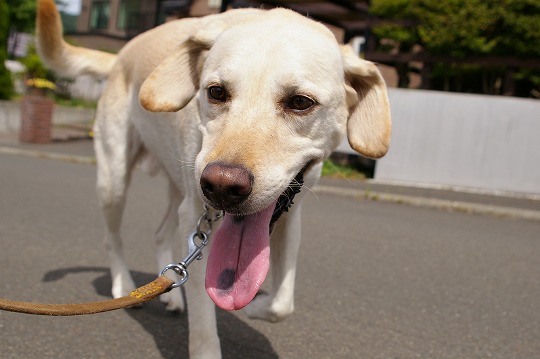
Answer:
[{"left": 19, "top": 94, "right": 54, "bottom": 144}]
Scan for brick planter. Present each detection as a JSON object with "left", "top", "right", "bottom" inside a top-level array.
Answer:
[{"left": 19, "top": 94, "right": 54, "bottom": 144}]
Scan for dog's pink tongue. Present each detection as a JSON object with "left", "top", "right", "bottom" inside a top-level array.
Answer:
[{"left": 205, "top": 202, "right": 275, "bottom": 311}]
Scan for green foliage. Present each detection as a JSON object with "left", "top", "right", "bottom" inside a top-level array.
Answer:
[
  {"left": 8, "top": 0, "right": 37, "bottom": 33},
  {"left": 0, "top": 63, "right": 12, "bottom": 102},
  {"left": 19, "top": 44, "right": 50, "bottom": 79},
  {"left": 0, "top": 0, "right": 14, "bottom": 99},
  {"left": 371, "top": 0, "right": 418, "bottom": 51},
  {"left": 413, "top": 0, "right": 501, "bottom": 57},
  {"left": 18, "top": 45, "right": 78, "bottom": 101},
  {"left": 370, "top": 0, "right": 540, "bottom": 97},
  {"left": 371, "top": 0, "right": 540, "bottom": 58},
  {"left": 322, "top": 159, "right": 367, "bottom": 180},
  {"left": 1, "top": 0, "right": 86, "bottom": 100},
  {"left": 0, "top": 0, "right": 38, "bottom": 100},
  {"left": 496, "top": 0, "right": 540, "bottom": 57}
]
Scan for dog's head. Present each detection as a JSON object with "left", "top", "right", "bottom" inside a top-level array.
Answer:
[{"left": 140, "top": 8, "right": 391, "bottom": 310}]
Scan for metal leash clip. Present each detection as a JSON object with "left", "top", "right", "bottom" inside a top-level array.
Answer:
[{"left": 160, "top": 205, "right": 223, "bottom": 288}]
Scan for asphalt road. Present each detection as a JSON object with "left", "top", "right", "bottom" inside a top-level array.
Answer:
[{"left": 1, "top": 152, "right": 540, "bottom": 359}]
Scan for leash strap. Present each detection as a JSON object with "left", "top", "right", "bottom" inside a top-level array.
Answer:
[
  {"left": 0, "top": 276, "right": 174, "bottom": 316},
  {"left": 0, "top": 206, "right": 221, "bottom": 317}
]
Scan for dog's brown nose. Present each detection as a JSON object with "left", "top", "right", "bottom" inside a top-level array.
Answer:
[{"left": 200, "top": 162, "right": 253, "bottom": 209}]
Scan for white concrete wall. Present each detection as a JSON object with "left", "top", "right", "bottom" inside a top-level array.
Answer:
[
  {"left": 374, "top": 89, "right": 540, "bottom": 196},
  {"left": 69, "top": 75, "right": 105, "bottom": 101},
  {"left": 0, "top": 100, "right": 21, "bottom": 133},
  {"left": 0, "top": 100, "right": 96, "bottom": 133}
]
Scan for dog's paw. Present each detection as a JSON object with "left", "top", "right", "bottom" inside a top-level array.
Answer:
[
  {"left": 189, "top": 342, "right": 222, "bottom": 359},
  {"left": 244, "top": 292, "right": 294, "bottom": 323},
  {"left": 160, "top": 288, "right": 185, "bottom": 312}
]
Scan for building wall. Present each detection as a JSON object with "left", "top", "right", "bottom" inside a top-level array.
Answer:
[
  {"left": 67, "top": 34, "right": 126, "bottom": 53},
  {"left": 77, "top": 0, "right": 93, "bottom": 33},
  {"left": 190, "top": 0, "right": 220, "bottom": 17},
  {"left": 373, "top": 89, "right": 540, "bottom": 196}
]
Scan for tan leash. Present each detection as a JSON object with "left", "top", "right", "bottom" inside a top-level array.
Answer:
[
  {"left": 0, "top": 276, "right": 174, "bottom": 316},
  {"left": 0, "top": 206, "right": 222, "bottom": 316}
]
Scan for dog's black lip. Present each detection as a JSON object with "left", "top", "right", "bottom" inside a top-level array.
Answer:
[{"left": 269, "top": 164, "right": 308, "bottom": 233}]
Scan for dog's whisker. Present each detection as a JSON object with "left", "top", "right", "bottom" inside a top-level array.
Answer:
[
  {"left": 284, "top": 176, "right": 316, "bottom": 200},
  {"left": 169, "top": 151, "right": 195, "bottom": 164},
  {"left": 283, "top": 177, "right": 318, "bottom": 201},
  {"left": 302, "top": 183, "right": 319, "bottom": 200},
  {"left": 289, "top": 182, "right": 302, "bottom": 188},
  {"left": 169, "top": 152, "right": 196, "bottom": 170},
  {"left": 325, "top": 159, "right": 357, "bottom": 185}
]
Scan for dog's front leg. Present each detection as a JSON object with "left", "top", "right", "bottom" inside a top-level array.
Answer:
[
  {"left": 244, "top": 203, "right": 302, "bottom": 323},
  {"left": 155, "top": 179, "right": 185, "bottom": 312},
  {"left": 179, "top": 196, "right": 222, "bottom": 359}
]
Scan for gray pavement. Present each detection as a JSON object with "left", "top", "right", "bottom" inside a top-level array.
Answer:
[{"left": 1, "top": 138, "right": 540, "bottom": 358}]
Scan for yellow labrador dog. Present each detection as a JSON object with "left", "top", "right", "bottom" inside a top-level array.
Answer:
[{"left": 37, "top": 0, "right": 390, "bottom": 357}]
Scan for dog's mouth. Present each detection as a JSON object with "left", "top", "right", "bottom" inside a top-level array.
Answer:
[{"left": 205, "top": 166, "right": 306, "bottom": 311}]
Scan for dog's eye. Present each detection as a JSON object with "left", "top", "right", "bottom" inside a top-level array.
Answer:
[
  {"left": 208, "top": 86, "right": 227, "bottom": 102},
  {"left": 286, "top": 95, "right": 315, "bottom": 112}
]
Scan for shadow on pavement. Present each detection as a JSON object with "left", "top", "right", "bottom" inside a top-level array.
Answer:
[{"left": 43, "top": 267, "right": 278, "bottom": 359}]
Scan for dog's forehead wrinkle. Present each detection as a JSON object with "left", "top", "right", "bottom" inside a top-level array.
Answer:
[
  {"left": 212, "top": 41, "right": 340, "bottom": 72},
  {"left": 224, "top": 8, "right": 336, "bottom": 43},
  {"left": 208, "top": 16, "right": 342, "bottom": 72}
]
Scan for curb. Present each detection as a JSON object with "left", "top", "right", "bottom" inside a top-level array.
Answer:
[
  {"left": 0, "top": 146, "right": 96, "bottom": 165},
  {"left": 3, "top": 145, "right": 539, "bottom": 222},
  {"left": 314, "top": 185, "right": 540, "bottom": 222}
]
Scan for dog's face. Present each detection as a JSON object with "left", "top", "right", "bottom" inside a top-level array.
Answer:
[
  {"left": 141, "top": 9, "right": 390, "bottom": 214},
  {"left": 140, "top": 8, "right": 391, "bottom": 310},
  {"left": 195, "top": 15, "right": 348, "bottom": 214}
]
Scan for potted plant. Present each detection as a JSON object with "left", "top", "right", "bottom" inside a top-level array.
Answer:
[{"left": 19, "top": 47, "right": 56, "bottom": 144}]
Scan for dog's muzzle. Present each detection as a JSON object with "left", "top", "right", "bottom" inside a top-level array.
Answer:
[
  {"left": 200, "top": 162, "right": 254, "bottom": 210},
  {"left": 199, "top": 162, "right": 306, "bottom": 226},
  {"left": 203, "top": 163, "right": 307, "bottom": 311}
]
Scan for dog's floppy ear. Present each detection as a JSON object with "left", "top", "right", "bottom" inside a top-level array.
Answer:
[
  {"left": 341, "top": 45, "right": 391, "bottom": 159},
  {"left": 139, "top": 30, "right": 219, "bottom": 112}
]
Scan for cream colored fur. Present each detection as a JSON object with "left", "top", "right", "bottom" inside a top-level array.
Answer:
[{"left": 37, "top": 0, "right": 390, "bottom": 357}]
